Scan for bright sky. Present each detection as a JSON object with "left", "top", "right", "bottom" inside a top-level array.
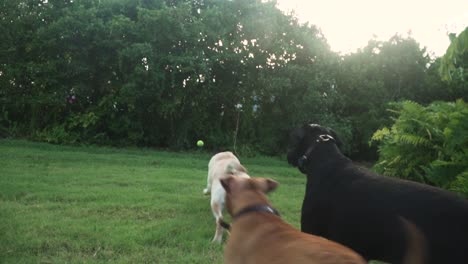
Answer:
[{"left": 275, "top": 0, "right": 468, "bottom": 57}]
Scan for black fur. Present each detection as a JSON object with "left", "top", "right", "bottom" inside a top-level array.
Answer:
[{"left": 287, "top": 124, "right": 468, "bottom": 264}]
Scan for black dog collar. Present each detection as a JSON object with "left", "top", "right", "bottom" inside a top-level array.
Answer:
[
  {"left": 219, "top": 204, "right": 280, "bottom": 231},
  {"left": 298, "top": 134, "right": 335, "bottom": 170},
  {"left": 233, "top": 204, "right": 280, "bottom": 219}
]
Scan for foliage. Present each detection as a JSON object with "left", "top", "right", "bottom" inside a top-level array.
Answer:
[
  {"left": 33, "top": 124, "right": 79, "bottom": 144},
  {"left": 439, "top": 27, "right": 468, "bottom": 82},
  {"left": 0, "top": 0, "right": 338, "bottom": 154},
  {"left": 334, "top": 35, "right": 435, "bottom": 159},
  {"left": 371, "top": 100, "right": 468, "bottom": 196},
  {"left": 0, "top": 0, "right": 465, "bottom": 158},
  {"left": 450, "top": 171, "right": 468, "bottom": 197}
]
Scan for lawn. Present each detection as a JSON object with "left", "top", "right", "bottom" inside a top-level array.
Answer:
[{"left": 0, "top": 139, "right": 305, "bottom": 263}]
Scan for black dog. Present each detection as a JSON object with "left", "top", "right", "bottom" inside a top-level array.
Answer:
[{"left": 287, "top": 124, "right": 468, "bottom": 264}]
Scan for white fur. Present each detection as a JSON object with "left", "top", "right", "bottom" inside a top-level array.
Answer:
[{"left": 204, "top": 151, "right": 250, "bottom": 243}]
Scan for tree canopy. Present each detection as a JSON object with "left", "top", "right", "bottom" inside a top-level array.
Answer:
[{"left": 0, "top": 0, "right": 466, "bottom": 159}]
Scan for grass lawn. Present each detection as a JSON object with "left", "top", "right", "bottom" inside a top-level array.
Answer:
[{"left": 0, "top": 139, "right": 305, "bottom": 263}]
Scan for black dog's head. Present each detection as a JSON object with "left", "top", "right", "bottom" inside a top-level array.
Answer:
[{"left": 287, "top": 124, "right": 342, "bottom": 172}]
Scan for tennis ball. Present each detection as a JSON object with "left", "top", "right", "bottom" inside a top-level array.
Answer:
[{"left": 197, "top": 140, "right": 204, "bottom": 147}]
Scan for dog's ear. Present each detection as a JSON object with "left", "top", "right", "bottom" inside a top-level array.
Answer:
[
  {"left": 255, "top": 178, "right": 279, "bottom": 193},
  {"left": 236, "top": 164, "right": 247, "bottom": 173},
  {"left": 226, "top": 163, "right": 247, "bottom": 175},
  {"left": 220, "top": 176, "right": 235, "bottom": 193},
  {"left": 225, "top": 164, "right": 235, "bottom": 174}
]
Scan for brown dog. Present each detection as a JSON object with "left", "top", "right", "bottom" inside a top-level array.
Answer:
[{"left": 220, "top": 175, "right": 366, "bottom": 264}]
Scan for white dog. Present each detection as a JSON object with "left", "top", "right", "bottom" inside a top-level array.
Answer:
[{"left": 204, "top": 151, "right": 250, "bottom": 243}]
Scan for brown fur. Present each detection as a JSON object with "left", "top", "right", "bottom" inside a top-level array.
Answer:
[{"left": 220, "top": 176, "right": 366, "bottom": 264}]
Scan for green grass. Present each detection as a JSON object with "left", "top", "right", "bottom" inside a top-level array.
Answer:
[{"left": 0, "top": 139, "right": 305, "bottom": 263}]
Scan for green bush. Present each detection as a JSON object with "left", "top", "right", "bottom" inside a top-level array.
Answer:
[
  {"left": 451, "top": 171, "right": 468, "bottom": 197},
  {"left": 33, "top": 125, "right": 79, "bottom": 144},
  {"left": 371, "top": 100, "right": 468, "bottom": 196}
]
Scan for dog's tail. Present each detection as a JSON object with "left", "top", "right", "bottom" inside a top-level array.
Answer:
[
  {"left": 399, "top": 216, "right": 427, "bottom": 264},
  {"left": 225, "top": 162, "right": 247, "bottom": 175}
]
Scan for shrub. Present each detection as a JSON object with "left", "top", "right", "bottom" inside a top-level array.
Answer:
[
  {"left": 371, "top": 100, "right": 468, "bottom": 196},
  {"left": 33, "top": 125, "right": 79, "bottom": 144}
]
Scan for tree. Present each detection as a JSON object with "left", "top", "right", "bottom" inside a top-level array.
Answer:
[
  {"left": 0, "top": 0, "right": 338, "bottom": 154},
  {"left": 333, "top": 35, "right": 432, "bottom": 159},
  {"left": 439, "top": 27, "right": 468, "bottom": 82}
]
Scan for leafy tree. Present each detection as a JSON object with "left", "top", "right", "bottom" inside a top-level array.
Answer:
[
  {"left": 434, "top": 27, "right": 468, "bottom": 106},
  {"left": 0, "top": 0, "right": 338, "bottom": 153},
  {"left": 0, "top": 0, "right": 462, "bottom": 158},
  {"left": 333, "top": 35, "right": 433, "bottom": 159},
  {"left": 439, "top": 27, "right": 468, "bottom": 82}
]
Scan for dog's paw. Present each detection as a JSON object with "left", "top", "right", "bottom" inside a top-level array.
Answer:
[{"left": 203, "top": 188, "right": 210, "bottom": 195}]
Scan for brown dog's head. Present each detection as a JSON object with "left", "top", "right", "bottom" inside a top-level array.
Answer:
[{"left": 220, "top": 176, "right": 278, "bottom": 216}]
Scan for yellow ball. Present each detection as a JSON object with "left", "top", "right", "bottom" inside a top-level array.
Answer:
[{"left": 197, "top": 140, "right": 204, "bottom": 147}]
